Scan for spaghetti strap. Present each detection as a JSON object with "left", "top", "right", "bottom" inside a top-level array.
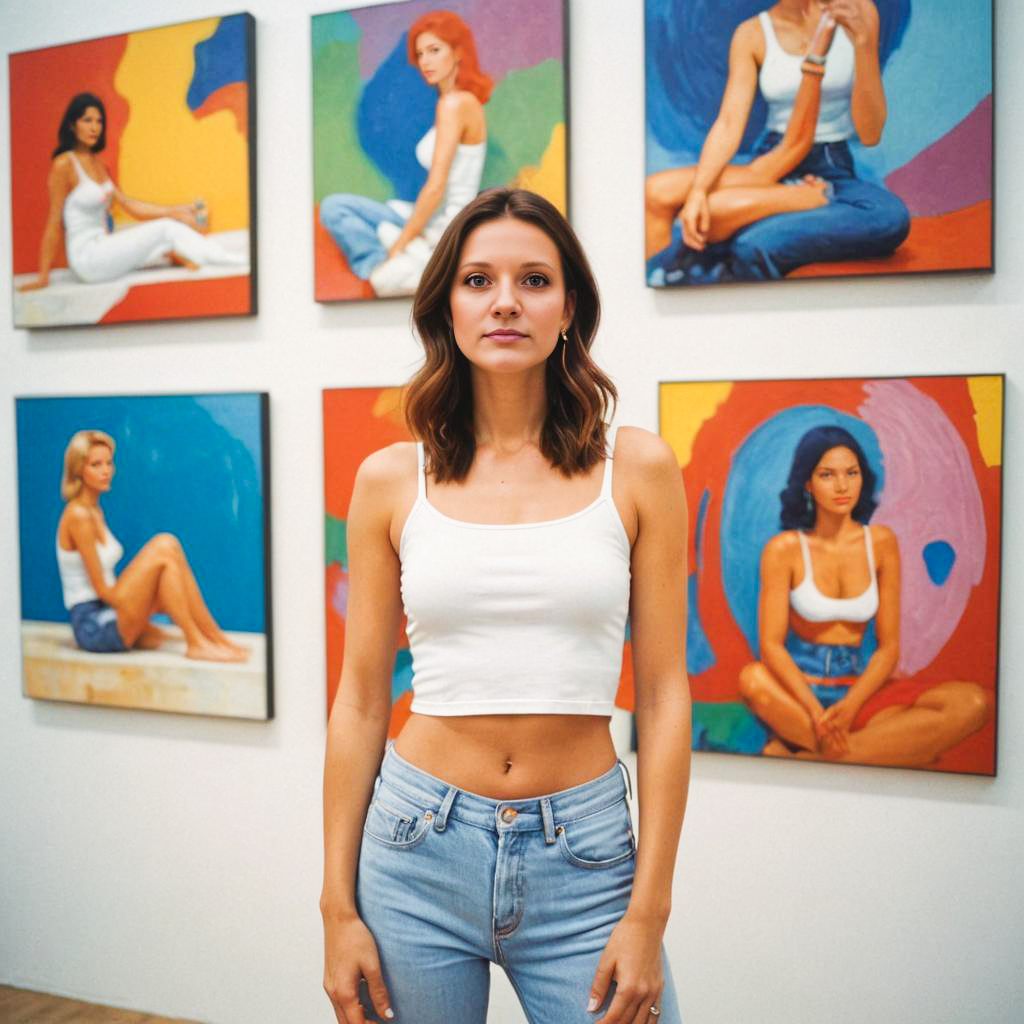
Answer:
[
  {"left": 68, "top": 152, "right": 85, "bottom": 179},
  {"left": 863, "top": 524, "right": 876, "bottom": 581},
  {"left": 416, "top": 441, "right": 427, "bottom": 499},
  {"left": 600, "top": 425, "right": 618, "bottom": 499},
  {"left": 797, "top": 530, "right": 813, "bottom": 580}
]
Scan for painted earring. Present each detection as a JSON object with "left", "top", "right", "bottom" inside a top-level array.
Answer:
[{"left": 804, "top": 491, "right": 814, "bottom": 517}]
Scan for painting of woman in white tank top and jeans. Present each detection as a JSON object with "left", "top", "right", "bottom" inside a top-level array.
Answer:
[
  {"left": 644, "top": 0, "right": 992, "bottom": 285},
  {"left": 10, "top": 15, "right": 255, "bottom": 327},
  {"left": 659, "top": 375, "right": 1002, "bottom": 775},
  {"left": 322, "top": 189, "right": 690, "bottom": 1023},
  {"left": 312, "top": 1, "right": 568, "bottom": 301}
]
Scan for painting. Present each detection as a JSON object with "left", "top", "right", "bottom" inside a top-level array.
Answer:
[
  {"left": 15, "top": 393, "right": 272, "bottom": 720},
  {"left": 9, "top": 13, "right": 256, "bottom": 328},
  {"left": 322, "top": 387, "right": 636, "bottom": 739},
  {"left": 645, "top": 1, "right": 993, "bottom": 286},
  {"left": 312, "top": 0, "right": 568, "bottom": 302},
  {"left": 661, "top": 375, "right": 1002, "bottom": 775}
]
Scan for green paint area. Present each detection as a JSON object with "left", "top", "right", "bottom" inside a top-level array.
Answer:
[
  {"left": 692, "top": 702, "right": 768, "bottom": 755},
  {"left": 325, "top": 514, "right": 348, "bottom": 569},
  {"left": 312, "top": 15, "right": 391, "bottom": 203},
  {"left": 482, "top": 59, "right": 564, "bottom": 189}
]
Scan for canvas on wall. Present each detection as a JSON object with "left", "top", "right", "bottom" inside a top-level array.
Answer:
[
  {"left": 661, "top": 375, "right": 1002, "bottom": 775},
  {"left": 645, "top": 0, "right": 993, "bottom": 286},
  {"left": 9, "top": 13, "right": 256, "bottom": 328},
  {"left": 312, "top": 0, "right": 568, "bottom": 302},
  {"left": 322, "top": 387, "right": 637, "bottom": 737},
  {"left": 16, "top": 393, "right": 273, "bottom": 720}
]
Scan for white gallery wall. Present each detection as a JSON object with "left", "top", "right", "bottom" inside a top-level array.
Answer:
[{"left": 2, "top": 1, "right": 1022, "bottom": 1022}]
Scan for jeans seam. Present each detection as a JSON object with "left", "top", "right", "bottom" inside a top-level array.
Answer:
[{"left": 501, "top": 965, "right": 539, "bottom": 1024}]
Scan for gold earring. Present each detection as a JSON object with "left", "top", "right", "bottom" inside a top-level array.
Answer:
[{"left": 560, "top": 327, "right": 569, "bottom": 343}]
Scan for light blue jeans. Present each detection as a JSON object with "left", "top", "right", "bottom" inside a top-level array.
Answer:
[
  {"left": 356, "top": 744, "right": 682, "bottom": 1023},
  {"left": 319, "top": 193, "right": 405, "bottom": 279}
]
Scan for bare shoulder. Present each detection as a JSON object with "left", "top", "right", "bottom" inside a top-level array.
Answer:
[
  {"left": 868, "top": 522, "right": 898, "bottom": 555},
  {"left": 613, "top": 425, "right": 679, "bottom": 479},
  {"left": 355, "top": 441, "right": 417, "bottom": 492},
  {"left": 733, "top": 14, "right": 765, "bottom": 54},
  {"left": 763, "top": 529, "right": 800, "bottom": 565},
  {"left": 439, "top": 89, "right": 478, "bottom": 115}
]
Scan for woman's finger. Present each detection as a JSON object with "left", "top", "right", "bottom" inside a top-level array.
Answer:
[
  {"left": 588, "top": 958, "right": 616, "bottom": 1015},
  {"left": 361, "top": 965, "right": 395, "bottom": 1021},
  {"left": 627, "top": 988, "right": 664, "bottom": 1024}
]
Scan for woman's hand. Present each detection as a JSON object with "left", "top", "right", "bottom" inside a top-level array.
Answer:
[
  {"left": 587, "top": 913, "right": 665, "bottom": 1023},
  {"left": 816, "top": 695, "right": 862, "bottom": 757},
  {"left": 681, "top": 188, "right": 711, "bottom": 250},
  {"left": 173, "top": 204, "right": 203, "bottom": 232},
  {"left": 17, "top": 274, "right": 50, "bottom": 292},
  {"left": 822, "top": 0, "right": 877, "bottom": 49},
  {"left": 323, "top": 913, "right": 394, "bottom": 1023}
]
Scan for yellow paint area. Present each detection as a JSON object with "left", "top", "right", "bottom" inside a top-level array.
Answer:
[
  {"left": 967, "top": 375, "right": 1002, "bottom": 467},
  {"left": 372, "top": 387, "right": 407, "bottom": 428},
  {"left": 514, "top": 122, "right": 566, "bottom": 215},
  {"left": 659, "top": 381, "right": 734, "bottom": 469},
  {"left": 114, "top": 19, "right": 248, "bottom": 231}
]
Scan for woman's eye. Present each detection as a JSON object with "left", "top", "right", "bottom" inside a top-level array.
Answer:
[
  {"left": 523, "top": 273, "right": 549, "bottom": 287},
  {"left": 464, "top": 273, "right": 489, "bottom": 288}
]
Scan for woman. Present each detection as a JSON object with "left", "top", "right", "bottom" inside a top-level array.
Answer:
[
  {"left": 19, "top": 92, "right": 245, "bottom": 292},
  {"left": 321, "top": 189, "right": 690, "bottom": 1024},
  {"left": 319, "top": 9, "right": 489, "bottom": 298},
  {"left": 739, "top": 426, "right": 989, "bottom": 765},
  {"left": 56, "top": 430, "right": 246, "bottom": 663},
  {"left": 645, "top": 0, "right": 910, "bottom": 282}
]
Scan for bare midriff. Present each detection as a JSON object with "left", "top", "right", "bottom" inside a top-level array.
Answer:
[
  {"left": 790, "top": 610, "right": 867, "bottom": 648},
  {"left": 393, "top": 712, "right": 617, "bottom": 800}
]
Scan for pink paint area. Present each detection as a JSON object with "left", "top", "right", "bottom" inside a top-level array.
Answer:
[
  {"left": 859, "top": 380, "right": 986, "bottom": 676},
  {"left": 351, "top": 0, "right": 563, "bottom": 84},
  {"left": 330, "top": 570, "right": 350, "bottom": 620},
  {"left": 885, "top": 95, "right": 992, "bottom": 217}
]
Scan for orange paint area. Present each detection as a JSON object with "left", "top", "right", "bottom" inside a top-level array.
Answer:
[
  {"left": 99, "top": 275, "right": 250, "bottom": 323},
  {"left": 194, "top": 82, "right": 249, "bottom": 139}
]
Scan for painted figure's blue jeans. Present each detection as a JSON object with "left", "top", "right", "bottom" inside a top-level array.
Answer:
[
  {"left": 355, "top": 743, "right": 682, "bottom": 1023},
  {"left": 785, "top": 631, "right": 862, "bottom": 710},
  {"left": 728, "top": 133, "right": 911, "bottom": 280},
  {"left": 319, "top": 194, "right": 405, "bottom": 279}
]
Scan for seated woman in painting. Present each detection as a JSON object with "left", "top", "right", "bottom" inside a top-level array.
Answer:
[
  {"left": 319, "top": 9, "right": 489, "bottom": 297},
  {"left": 19, "top": 93, "right": 245, "bottom": 292},
  {"left": 738, "top": 426, "right": 988, "bottom": 766},
  {"left": 645, "top": 0, "right": 909, "bottom": 282},
  {"left": 56, "top": 429, "right": 247, "bottom": 662}
]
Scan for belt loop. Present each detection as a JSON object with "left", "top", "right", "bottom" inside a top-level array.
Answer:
[
  {"left": 617, "top": 758, "right": 633, "bottom": 802},
  {"left": 434, "top": 785, "right": 457, "bottom": 832},
  {"left": 824, "top": 646, "right": 832, "bottom": 677},
  {"left": 540, "top": 797, "right": 556, "bottom": 845}
]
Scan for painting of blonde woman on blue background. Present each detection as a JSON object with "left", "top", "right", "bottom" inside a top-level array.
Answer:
[
  {"left": 313, "top": 0, "right": 567, "bottom": 301},
  {"left": 16, "top": 393, "right": 272, "bottom": 720},
  {"left": 645, "top": 0, "right": 992, "bottom": 286},
  {"left": 9, "top": 14, "right": 256, "bottom": 327},
  {"left": 660, "top": 375, "right": 1002, "bottom": 775}
]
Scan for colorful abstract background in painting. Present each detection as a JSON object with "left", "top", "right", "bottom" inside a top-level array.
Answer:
[
  {"left": 660, "top": 376, "right": 1002, "bottom": 775},
  {"left": 8, "top": 15, "right": 252, "bottom": 320},
  {"left": 312, "top": 0, "right": 567, "bottom": 301},
  {"left": 645, "top": 0, "right": 992, "bottom": 279},
  {"left": 323, "top": 388, "right": 636, "bottom": 732}
]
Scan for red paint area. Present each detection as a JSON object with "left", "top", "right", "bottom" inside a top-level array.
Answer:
[
  {"left": 314, "top": 204, "right": 376, "bottom": 302},
  {"left": 9, "top": 35, "right": 129, "bottom": 274},
  {"left": 682, "top": 377, "right": 999, "bottom": 775},
  {"left": 194, "top": 82, "right": 249, "bottom": 139},
  {"left": 791, "top": 202, "right": 992, "bottom": 279},
  {"left": 99, "top": 275, "right": 251, "bottom": 323}
]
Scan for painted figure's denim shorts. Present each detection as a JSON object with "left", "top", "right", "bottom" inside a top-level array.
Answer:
[
  {"left": 786, "top": 631, "right": 862, "bottom": 710},
  {"left": 355, "top": 743, "right": 682, "bottom": 1023},
  {"left": 69, "top": 599, "right": 127, "bottom": 653}
]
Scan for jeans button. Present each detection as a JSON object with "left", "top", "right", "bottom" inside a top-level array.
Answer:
[{"left": 500, "top": 807, "right": 518, "bottom": 823}]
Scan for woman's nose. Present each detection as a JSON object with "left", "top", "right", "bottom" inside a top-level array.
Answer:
[{"left": 491, "top": 279, "right": 520, "bottom": 316}]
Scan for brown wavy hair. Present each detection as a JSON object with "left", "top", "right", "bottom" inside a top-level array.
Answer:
[
  {"left": 407, "top": 10, "right": 493, "bottom": 104},
  {"left": 406, "top": 188, "right": 616, "bottom": 483}
]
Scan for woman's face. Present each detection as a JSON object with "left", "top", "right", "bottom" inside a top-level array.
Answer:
[
  {"left": 81, "top": 443, "right": 114, "bottom": 494},
  {"left": 806, "top": 445, "right": 862, "bottom": 516},
  {"left": 73, "top": 106, "right": 103, "bottom": 149},
  {"left": 449, "top": 216, "right": 574, "bottom": 376},
  {"left": 415, "top": 31, "right": 459, "bottom": 88}
]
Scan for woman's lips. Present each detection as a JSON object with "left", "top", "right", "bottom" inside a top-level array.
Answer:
[{"left": 485, "top": 330, "right": 526, "bottom": 341}]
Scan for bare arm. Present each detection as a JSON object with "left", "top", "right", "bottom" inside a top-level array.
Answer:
[
  {"left": 682, "top": 18, "right": 762, "bottom": 249},
  {"left": 18, "top": 159, "right": 71, "bottom": 291},
  {"left": 321, "top": 447, "right": 407, "bottom": 1024},
  {"left": 386, "top": 93, "right": 471, "bottom": 256},
  {"left": 65, "top": 508, "right": 116, "bottom": 603},
  {"left": 588, "top": 430, "right": 690, "bottom": 1024},
  {"left": 109, "top": 179, "right": 201, "bottom": 229},
  {"left": 759, "top": 535, "right": 825, "bottom": 720},
  {"left": 829, "top": 0, "right": 886, "bottom": 145}
]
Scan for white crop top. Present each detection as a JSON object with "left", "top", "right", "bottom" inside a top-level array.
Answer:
[
  {"left": 56, "top": 526, "right": 123, "bottom": 609},
  {"left": 758, "top": 11, "right": 855, "bottom": 143},
  {"left": 789, "top": 526, "right": 879, "bottom": 623},
  {"left": 399, "top": 432, "right": 631, "bottom": 716},
  {"left": 415, "top": 126, "right": 487, "bottom": 243}
]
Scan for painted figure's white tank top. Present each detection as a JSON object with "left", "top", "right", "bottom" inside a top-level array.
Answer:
[
  {"left": 56, "top": 526, "right": 123, "bottom": 609},
  {"left": 63, "top": 152, "right": 114, "bottom": 241},
  {"left": 415, "top": 127, "right": 486, "bottom": 243},
  {"left": 758, "top": 10, "right": 856, "bottom": 142},
  {"left": 399, "top": 431, "right": 631, "bottom": 716},
  {"left": 789, "top": 526, "right": 879, "bottom": 623}
]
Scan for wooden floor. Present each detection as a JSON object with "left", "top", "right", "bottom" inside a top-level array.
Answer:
[{"left": 0, "top": 985, "right": 202, "bottom": 1023}]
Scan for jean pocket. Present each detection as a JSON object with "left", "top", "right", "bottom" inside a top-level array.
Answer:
[
  {"left": 556, "top": 798, "right": 636, "bottom": 870},
  {"left": 363, "top": 783, "right": 434, "bottom": 850}
]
